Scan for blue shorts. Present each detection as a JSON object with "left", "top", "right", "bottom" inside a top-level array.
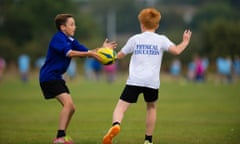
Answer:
[
  {"left": 120, "top": 85, "right": 159, "bottom": 103},
  {"left": 40, "top": 79, "right": 70, "bottom": 99}
]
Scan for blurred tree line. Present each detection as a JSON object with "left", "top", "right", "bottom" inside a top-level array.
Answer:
[
  {"left": 0, "top": 0, "right": 102, "bottom": 64},
  {"left": 0, "top": 0, "right": 239, "bottom": 69}
]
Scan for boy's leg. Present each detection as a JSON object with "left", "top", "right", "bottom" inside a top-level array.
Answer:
[
  {"left": 102, "top": 100, "right": 131, "bottom": 144},
  {"left": 145, "top": 102, "right": 157, "bottom": 143},
  {"left": 56, "top": 93, "right": 76, "bottom": 137},
  {"left": 112, "top": 99, "right": 131, "bottom": 123}
]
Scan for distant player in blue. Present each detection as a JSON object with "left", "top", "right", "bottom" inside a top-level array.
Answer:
[
  {"left": 39, "top": 14, "right": 117, "bottom": 144},
  {"left": 170, "top": 58, "right": 181, "bottom": 79},
  {"left": 18, "top": 54, "right": 30, "bottom": 82},
  {"left": 233, "top": 55, "right": 240, "bottom": 80},
  {"left": 66, "top": 59, "right": 77, "bottom": 80},
  {"left": 216, "top": 56, "right": 232, "bottom": 83}
]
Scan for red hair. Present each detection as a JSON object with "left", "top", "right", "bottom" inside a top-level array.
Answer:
[{"left": 138, "top": 8, "right": 161, "bottom": 29}]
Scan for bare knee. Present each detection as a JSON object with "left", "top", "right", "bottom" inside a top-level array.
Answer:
[
  {"left": 64, "top": 102, "right": 76, "bottom": 114},
  {"left": 70, "top": 103, "right": 76, "bottom": 113}
]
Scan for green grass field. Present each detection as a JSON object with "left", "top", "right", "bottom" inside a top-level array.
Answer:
[{"left": 0, "top": 73, "right": 239, "bottom": 144}]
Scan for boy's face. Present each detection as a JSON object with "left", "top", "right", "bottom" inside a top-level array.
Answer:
[{"left": 61, "top": 17, "right": 76, "bottom": 37}]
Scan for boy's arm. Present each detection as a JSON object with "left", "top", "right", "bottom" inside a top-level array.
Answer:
[
  {"left": 67, "top": 50, "right": 103, "bottom": 62},
  {"left": 168, "top": 29, "right": 192, "bottom": 55},
  {"left": 67, "top": 50, "right": 92, "bottom": 57},
  {"left": 68, "top": 38, "right": 117, "bottom": 59}
]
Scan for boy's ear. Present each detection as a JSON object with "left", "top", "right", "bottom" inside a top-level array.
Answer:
[{"left": 60, "top": 25, "right": 65, "bottom": 31}]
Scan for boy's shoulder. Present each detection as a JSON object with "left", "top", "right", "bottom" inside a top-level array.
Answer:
[
  {"left": 130, "top": 32, "right": 168, "bottom": 40},
  {"left": 53, "top": 31, "right": 65, "bottom": 38},
  {"left": 51, "top": 31, "right": 68, "bottom": 42}
]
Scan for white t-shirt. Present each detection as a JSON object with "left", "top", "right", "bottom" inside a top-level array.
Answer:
[{"left": 121, "top": 31, "right": 175, "bottom": 89}]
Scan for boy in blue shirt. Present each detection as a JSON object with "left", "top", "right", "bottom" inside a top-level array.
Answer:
[{"left": 39, "top": 14, "right": 116, "bottom": 144}]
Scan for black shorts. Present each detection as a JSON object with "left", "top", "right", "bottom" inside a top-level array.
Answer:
[
  {"left": 120, "top": 85, "right": 159, "bottom": 103},
  {"left": 40, "top": 79, "right": 70, "bottom": 99}
]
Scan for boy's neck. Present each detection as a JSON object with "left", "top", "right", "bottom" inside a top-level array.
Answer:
[
  {"left": 140, "top": 23, "right": 157, "bottom": 33},
  {"left": 142, "top": 29, "right": 155, "bottom": 33}
]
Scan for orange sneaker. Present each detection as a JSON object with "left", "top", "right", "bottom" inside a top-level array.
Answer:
[{"left": 102, "top": 125, "right": 120, "bottom": 144}]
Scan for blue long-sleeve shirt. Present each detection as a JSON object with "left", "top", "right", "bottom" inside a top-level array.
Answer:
[{"left": 39, "top": 31, "right": 88, "bottom": 82}]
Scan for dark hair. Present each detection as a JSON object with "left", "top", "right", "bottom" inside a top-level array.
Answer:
[{"left": 54, "top": 14, "right": 73, "bottom": 31}]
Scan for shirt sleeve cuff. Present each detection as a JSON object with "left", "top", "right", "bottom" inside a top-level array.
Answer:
[{"left": 66, "top": 49, "right": 72, "bottom": 56}]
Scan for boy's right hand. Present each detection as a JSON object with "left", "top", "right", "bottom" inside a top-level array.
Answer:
[{"left": 102, "top": 38, "right": 117, "bottom": 49}]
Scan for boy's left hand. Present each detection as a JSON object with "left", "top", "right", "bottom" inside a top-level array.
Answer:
[{"left": 182, "top": 29, "right": 192, "bottom": 45}]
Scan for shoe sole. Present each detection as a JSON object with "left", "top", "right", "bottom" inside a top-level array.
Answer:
[{"left": 102, "top": 125, "right": 120, "bottom": 144}]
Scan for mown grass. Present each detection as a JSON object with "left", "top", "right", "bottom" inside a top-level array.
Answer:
[{"left": 0, "top": 73, "right": 239, "bottom": 144}]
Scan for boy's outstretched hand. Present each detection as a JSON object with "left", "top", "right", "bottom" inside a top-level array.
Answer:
[
  {"left": 102, "top": 38, "right": 117, "bottom": 49},
  {"left": 182, "top": 29, "right": 192, "bottom": 46}
]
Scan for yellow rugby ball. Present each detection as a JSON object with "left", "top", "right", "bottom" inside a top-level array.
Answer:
[{"left": 97, "top": 47, "right": 116, "bottom": 65}]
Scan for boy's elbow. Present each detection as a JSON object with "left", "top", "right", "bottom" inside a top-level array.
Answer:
[
  {"left": 173, "top": 50, "right": 182, "bottom": 55},
  {"left": 168, "top": 48, "right": 181, "bottom": 55},
  {"left": 169, "top": 45, "right": 186, "bottom": 55}
]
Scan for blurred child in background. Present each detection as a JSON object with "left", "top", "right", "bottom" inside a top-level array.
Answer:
[{"left": 18, "top": 54, "right": 30, "bottom": 83}]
